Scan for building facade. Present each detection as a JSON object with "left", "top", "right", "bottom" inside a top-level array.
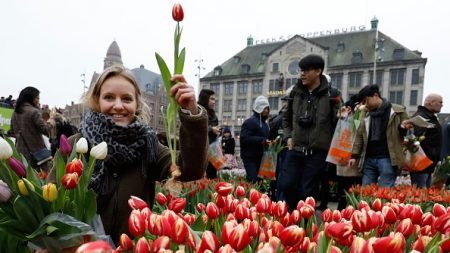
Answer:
[
  {"left": 64, "top": 41, "right": 167, "bottom": 132},
  {"left": 200, "top": 24, "right": 427, "bottom": 137}
]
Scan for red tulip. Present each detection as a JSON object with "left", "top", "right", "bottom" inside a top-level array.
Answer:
[
  {"left": 216, "top": 194, "right": 226, "bottom": 208},
  {"left": 372, "top": 198, "right": 382, "bottom": 212},
  {"left": 229, "top": 224, "right": 251, "bottom": 251},
  {"left": 168, "top": 198, "right": 186, "bottom": 213},
  {"left": 332, "top": 209, "right": 342, "bottom": 222},
  {"left": 300, "top": 237, "right": 312, "bottom": 253},
  {"left": 279, "top": 225, "right": 305, "bottom": 248},
  {"left": 197, "top": 202, "right": 206, "bottom": 213},
  {"left": 75, "top": 240, "right": 112, "bottom": 253},
  {"left": 272, "top": 201, "right": 288, "bottom": 218},
  {"left": 171, "top": 218, "right": 188, "bottom": 244},
  {"left": 342, "top": 205, "right": 355, "bottom": 220},
  {"left": 199, "top": 231, "right": 220, "bottom": 252},
  {"left": 412, "top": 236, "right": 432, "bottom": 252},
  {"left": 421, "top": 212, "right": 435, "bottom": 227},
  {"left": 249, "top": 188, "right": 261, "bottom": 204},
  {"left": 7, "top": 157, "right": 26, "bottom": 178},
  {"left": 420, "top": 225, "right": 432, "bottom": 236},
  {"left": 321, "top": 208, "right": 332, "bottom": 223},
  {"left": 296, "top": 200, "right": 305, "bottom": 211},
  {"left": 65, "top": 158, "right": 83, "bottom": 176},
  {"left": 151, "top": 236, "right": 170, "bottom": 252},
  {"left": 247, "top": 220, "right": 261, "bottom": 238},
  {"left": 206, "top": 202, "right": 220, "bottom": 220},
  {"left": 156, "top": 192, "right": 167, "bottom": 205},
  {"left": 256, "top": 196, "right": 271, "bottom": 213},
  {"left": 351, "top": 210, "right": 373, "bottom": 233},
  {"left": 128, "top": 209, "right": 146, "bottom": 237},
  {"left": 433, "top": 203, "right": 447, "bottom": 217},
  {"left": 270, "top": 221, "right": 285, "bottom": 238},
  {"left": 396, "top": 218, "right": 414, "bottom": 237},
  {"left": 305, "top": 197, "right": 316, "bottom": 208},
  {"left": 128, "top": 195, "right": 148, "bottom": 211},
  {"left": 289, "top": 209, "right": 302, "bottom": 224},
  {"left": 59, "top": 134, "right": 72, "bottom": 155},
  {"left": 441, "top": 236, "right": 450, "bottom": 252},
  {"left": 350, "top": 236, "right": 366, "bottom": 253},
  {"left": 235, "top": 185, "right": 245, "bottom": 198},
  {"left": 221, "top": 220, "right": 238, "bottom": 245},
  {"left": 300, "top": 204, "right": 314, "bottom": 219},
  {"left": 119, "top": 233, "right": 133, "bottom": 250},
  {"left": 434, "top": 212, "right": 450, "bottom": 234},
  {"left": 331, "top": 246, "right": 343, "bottom": 253},
  {"left": 382, "top": 206, "right": 397, "bottom": 224},
  {"left": 217, "top": 244, "right": 236, "bottom": 253},
  {"left": 61, "top": 172, "right": 79, "bottom": 189},
  {"left": 372, "top": 232, "right": 405, "bottom": 253},
  {"left": 171, "top": 3, "right": 184, "bottom": 22},
  {"left": 234, "top": 203, "right": 250, "bottom": 220},
  {"left": 325, "top": 222, "right": 353, "bottom": 241},
  {"left": 215, "top": 181, "right": 234, "bottom": 196},
  {"left": 399, "top": 204, "right": 422, "bottom": 225},
  {"left": 154, "top": 215, "right": 172, "bottom": 236}
]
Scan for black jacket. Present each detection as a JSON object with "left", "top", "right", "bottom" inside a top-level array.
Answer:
[
  {"left": 240, "top": 112, "right": 270, "bottom": 159},
  {"left": 412, "top": 105, "right": 442, "bottom": 173},
  {"left": 222, "top": 137, "right": 235, "bottom": 155}
]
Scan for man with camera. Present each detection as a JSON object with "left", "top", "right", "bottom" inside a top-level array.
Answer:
[{"left": 280, "top": 54, "right": 340, "bottom": 211}]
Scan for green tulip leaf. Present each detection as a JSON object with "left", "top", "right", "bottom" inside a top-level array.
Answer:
[
  {"left": 13, "top": 196, "right": 39, "bottom": 231},
  {"left": 175, "top": 48, "right": 186, "bottom": 75}
]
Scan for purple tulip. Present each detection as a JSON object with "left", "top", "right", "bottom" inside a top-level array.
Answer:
[
  {"left": 7, "top": 157, "right": 26, "bottom": 178},
  {"left": 59, "top": 134, "right": 72, "bottom": 155},
  {"left": 0, "top": 180, "right": 11, "bottom": 202}
]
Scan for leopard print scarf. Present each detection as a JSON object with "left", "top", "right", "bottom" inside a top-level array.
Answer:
[{"left": 80, "top": 111, "right": 158, "bottom": 194}]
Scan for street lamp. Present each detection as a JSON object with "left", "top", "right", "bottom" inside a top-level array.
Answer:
[{"left": 371, "top": 16, "right": 379, "bottom": 85}]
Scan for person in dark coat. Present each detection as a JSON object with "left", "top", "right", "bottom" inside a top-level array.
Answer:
[
  {"left": 411, "top": 94, "right": 443, "bottom": 188},
  {"left": 240, "top": 95, "right": 270, "bottom": 182},
  {"left": 221, "top": 127, "right": 237, "bottom": 169},
  {"left": 9, "top": 86, "right": 53, "bottom": 171},
  {"left": 198, "top": 89, "right": 221, "bottom": 178}
]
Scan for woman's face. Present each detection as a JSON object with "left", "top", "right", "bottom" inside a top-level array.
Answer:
[
  {"left": 99, "top": 75, "right": 137, "bottom": 127},
  {"left": 208, "top": 95, "right": 216, "bottom": 109}
]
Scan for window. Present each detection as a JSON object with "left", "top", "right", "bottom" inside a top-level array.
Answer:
[
  {"left": 241, "top": 64, "right": 250, "bottom": 74},
  {"left": 286, "top": 78, "right": 292, "bottom": 89},
  {"left": 393, "top": 48, "right": 405, "bottom": 60},
  {"left": 233, "top": 56, "right": 241, "bottom": 63},
  {"left": 411, "top": 69, "right": 420, "bottom": 85},
  {"left": 349, "top": 72, "right": 363, "bottom": 89},
  {"left": 272, "top": 63, "right": 279, "bottom": 73},
  {"left": 390, "top": 69, "right": 405, "bottom": 85},
  {"left": 269, "top": 79, "right": 277, "bottom": 91},
  {"left": 369, "top": 70, "right": 384, "bottom": 85},
  {"left": 210, "top": 83, "right": 220, "bottom": 95},
  {"left": 330, "top": 73, "right": 343, "bottom": 90},
  {"left": 268, "top": 97, "right": 279, "bottom": 111},
  {"left": 351, "top": 51, "right": 363, "bottom": 64},
  {"left": 252, "top": 79, "right": 263, "bottom": 94},
  {"left": 237, "top": 81, "right": 248, "bottom": 95},
  {"left": 288, "top": 60, "right": 300, "bottom": 75},
  {"left": 336, "top": 41, "right": 345, "bottom": 53},
  {"left": 213, "top": 67, "right": 222, "bottom": 76},
  {"left": 237, "top": 99, "right": 246, "bottom": 111},
  {"left": 223, "top": 99, "right": 232, "bottom": 112},
  {"left": 389, "top": 91, "right": 403, "bottom": 104},
  {"left": 224, "top": 82, "right": 233, "bottom": 96},
  {"left": 410, "top": 90, "right": 418, "bottom": 106}
]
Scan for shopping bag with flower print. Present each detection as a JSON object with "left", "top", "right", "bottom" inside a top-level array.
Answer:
[
  {"left": 326, "top": 117, "right": 356, "bottom": 166},
  {"left": 208, "top": 138, "right": 225, "bottom": 170},
  {"left": 258, "top": 150, "right": 276, "bottom": 180},
  {"left": 404, "top": 145, "right": 433, "bottom": 172}
]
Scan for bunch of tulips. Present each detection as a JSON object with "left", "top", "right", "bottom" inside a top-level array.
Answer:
[
  {"left": 0, "top": 135, "right": 107, "bottom": 252},
  {"left": 74, "top": 180, "right": 450, "bottom": 253}
]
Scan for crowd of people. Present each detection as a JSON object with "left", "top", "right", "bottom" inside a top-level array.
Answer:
[{"left": 2, "top": 54, "right": 450, "bottom": 246}]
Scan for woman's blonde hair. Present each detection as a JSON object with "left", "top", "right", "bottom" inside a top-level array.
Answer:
[{"left": 84, "top": 64, "right": 151, "bottom": 123}]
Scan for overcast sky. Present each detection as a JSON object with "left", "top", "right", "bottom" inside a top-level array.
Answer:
[{"left": 1, "top": 0, "right": 449, "bottom": 112}]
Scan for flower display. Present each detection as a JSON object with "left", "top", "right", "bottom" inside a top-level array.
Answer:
[{"left": 0, "top": 135, "right": 107, "bottom": 252}]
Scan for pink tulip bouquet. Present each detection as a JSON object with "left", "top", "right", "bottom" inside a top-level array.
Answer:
[{"left": 0, "top": 135, "right": 108, "bottom": 252}]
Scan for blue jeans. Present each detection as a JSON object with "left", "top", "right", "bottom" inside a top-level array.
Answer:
[
  {"left": 243, "top": 157, "right": 262, "bottom": 183},
  {"left": 278, "top": 149, "right": 327, "bottom": 211},
  {"left": 362, "top": 157, "right": 396, "bottom": 187},
  {"left": 410, "top": 172, "right": 432, "bottom": 188}
]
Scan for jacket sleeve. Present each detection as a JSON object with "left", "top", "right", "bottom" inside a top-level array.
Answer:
[
  {"left": 175, "top": 105, "right": 209, "bottom": 181},
  {"left": 240, "top": 120, "right": 266, "bottom": 145},
  {"left": 282, "top": 99, "right": 293, "bottom": 139},
  {"left": 351, "top": 114, "right": 365, "bottom": 159},
  {"left": 31, "top": 109, "right": 51, "bottom": 136}
]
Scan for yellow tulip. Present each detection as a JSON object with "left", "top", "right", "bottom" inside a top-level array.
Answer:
[
  {"left": 17, "top": 179, "right": 34, "bottom": 196},
  {"left": 42, "top": 183, "right": 58, "bottom": 202}
]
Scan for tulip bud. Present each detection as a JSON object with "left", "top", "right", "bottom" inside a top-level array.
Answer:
[
  {"left": 325, "top": 222, "right": 353, "bottom": 241},
  {"left": 0, "top": 137, "right": 13, "bottom": 160},
  {"left": 8, "top": 157, "right": 27, "bottom": 178},
  {"left": 372, "top": 198, "right": 382, "bottom": 211},
  {"left": 90, "top": 141, "right": 107, "bottom": 160},
  {"left": 206, "top": 202, "right": 220, "bottom": 220},
  {"left": 432, "top": 203, "right": 447, "bottom": 217},
  {"left": 127, "top": 195, "right": 148, "bottom": 210},
  {"left": 199, "top": 231, "right": 220, "bottom": 253},
  {"left": 65, "top": 158, "right": 83, "bottom": 176},
  {"left": 75, "top": 240, "right": 112, "bottom": 253},
  {"left": 279, "top": 225, "right": 305, "bottom": 248},
  {"left": 168, "top": 198, "right": 186, "bottom": 213},
  {"left": 249, "top": 188, "right": 261, "bottom": 204},
  {"left": 332, "top": 209, "right": 342, "bottom": 222},
  {"left": 235, "top": 185, "right": 245, "bottom": 198},
  {"left": 382, "top": 205, "right": 397, "bottom": 224},
  {"left": 156, "top": 192, "right": 168, "bottom": 206},
  {"left": 305, "top": 197, "right": 316, "bottom": 208},
  {"left": 396, "top": 218, "right": 414, "bottom": 237},
  {"left": 372, "top": 232, "right": 405, "bottom": 253},
  {"left": 135, "top": 237, "right": 151, "bottom": 253},
  {"left": 0, "top": 180, "right": 12, "bottom": 202},
  {"left": 171, "top": 218, "right": 189, "bottom": 244},
  {"left": 61, "top": 172, "right": 79, "bottom": 189},
  {"left": 59, "top": 134, "right": 72, "bottom": 155},
  {"left": 128, "top": 209, "right": 146, "bottom": 237},
  {"left": 42, "top": 183, "right": 58, "bottom": 202},
  {"left": 18, "top": 179, "right": 34, "bottom": 196},
  {"left": 229, "top": 224, "right": 251, "bottom": 251},
  {"left": 171, "top": 3, "right": 184, "bottom": 22},
  {"left": 321, "top": 208, "right": 332, "bottom": 223},
  {"left": 215, "top": 181, "right": 234, "bottom": 196},
  {"left": 217, "top": 244, "right": 235, "bottom": 253},
  {"left": 76, "top": 137, "right": 88, "bottom": 154},
  {"left": 256, "top": 197, "right": 271, "bottom": 214},
  {"left": 119, "top": 233, "right": 133, "bottom": 250}
]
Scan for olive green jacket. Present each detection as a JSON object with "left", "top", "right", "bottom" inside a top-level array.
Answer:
[{"left": 352, "top": 104, "right": 409, "bottom": 169}]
